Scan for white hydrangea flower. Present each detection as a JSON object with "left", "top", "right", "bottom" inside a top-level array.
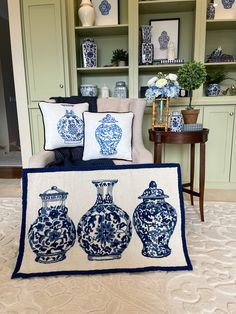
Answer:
[
  {"left": 147, "top": 76, "right": 158, "bottom": 86},
  {"left": 156, "top": 78, "right": 167, "bottom": 88},
  {"left": 166, "top": 73, "right": 177, "bottom": 81}
]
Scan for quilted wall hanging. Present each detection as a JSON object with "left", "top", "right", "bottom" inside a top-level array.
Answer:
[{"left": 12, "top": 164, "right": 192, "bottom": 278}]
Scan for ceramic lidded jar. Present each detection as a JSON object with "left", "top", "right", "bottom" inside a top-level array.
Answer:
[
  {"left": 114, "top": 81, "right": 128, "bottom": 98},
  {"left": 77, "top": 179, "right": 132, "bottom": 261},
  {"left": 170, "top": 111, "right": 183, "bottom": 132},
  {"left": 78, "top": 0, "right": 95, "bottom": 27},
  {"left": 28, "top": 186, "right": 76, "bottom": 264},
  {"left": 133, "top": 181, "right": 177, "bottom": 258}
]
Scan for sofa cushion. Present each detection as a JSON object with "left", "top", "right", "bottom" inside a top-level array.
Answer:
[
  {"left": 82, "top": 112, "right": 134, "bottom": 161},
  {"left": 39, "top": 101, "right": 89, "bottom": 150}
]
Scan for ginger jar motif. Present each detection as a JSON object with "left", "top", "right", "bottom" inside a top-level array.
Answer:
[{"left": 133, "top": 181, "right": 177, "bottom": 258}]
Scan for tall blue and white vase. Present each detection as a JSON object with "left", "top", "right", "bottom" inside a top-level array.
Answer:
[
  {"left": 57, "top": 109, "right": 84, "bottom": 144},
  {"left": 133, "top": 181, "right": 177, "bottom": 258},
  {"left": 207, "top": 2, "right": 215, "bottom": 19},
  {"left": 170, "top": 111, "right": 183, "bottom": 132},
  {"left": 28, "top": 186, "right": 76, "bottom": 264},
  {"left": 140, "top": 25, "right": 154, "bottom": 65},
  {"left": 77, "top": 179, "right": 132, "bottom": 261},
  {"left": 95, "top": 114, "right": 122, "bottom": 156},
  {"left": 81, "top": 38, "right": 97, "bottom": 67}
]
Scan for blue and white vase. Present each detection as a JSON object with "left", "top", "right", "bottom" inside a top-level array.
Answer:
[
  {"left": 206, "top": 83, "right": 220, "bottom": 96},
  {"left": 57, "top": 109, "right": 84, "bottom": 144},
  {"left": 77, "top": 179, "right": 132, "bottom": 261},
  {"left": 81, "top": 38, "right": 97, "bottom": 67},
  {"left": 133, "top": 181, "right": 177, "bottom": 258},
  {"left": 28, "top": 186, "right": 76, "bottom": 264},
  {"left": 222, "top": 0, "right": 235, "bottom": 9},
  {"left": 207, "top": 2, "right": 215, "bottom": 19},
  {"left": 95, "top": 114, "right": 122, "bottom": 155},
  {"left": 140, "top": 25, "right": 152, "bottom": 43},
  {"left": 170, "top": 111, "right": 183, "bottom": 132},
  {"left": 141, "top": 43, "right": 154, "bottom": 65}
]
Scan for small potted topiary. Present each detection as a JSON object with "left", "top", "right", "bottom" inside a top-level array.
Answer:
[
  {"left": 177, "top": 60, "right": 207, "bottom": 124},
  {"left": 206, "top": 70, "right": 231, "bottom": 96},
  {"left": 111, "top": 49, "right": 128, "bottom": 66}
]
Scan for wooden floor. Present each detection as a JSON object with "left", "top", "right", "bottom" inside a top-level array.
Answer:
[{"left": 0, "top": 167, "right": 22, "bottom": 178}]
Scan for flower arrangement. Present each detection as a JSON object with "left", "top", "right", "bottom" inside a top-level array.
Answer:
[{"left": 145, "top": 72, "right": 180, "bottom": 100}]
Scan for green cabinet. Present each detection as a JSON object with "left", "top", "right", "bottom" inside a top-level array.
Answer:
[
  {"left": 203, "top": 105, "right": 235, "bottom": 186},
  {"left": 22, "top": 0, "right": 69, "bottom": 101},
  {"left": 29, "top": 109, "right": 44, "bottom": 154}
]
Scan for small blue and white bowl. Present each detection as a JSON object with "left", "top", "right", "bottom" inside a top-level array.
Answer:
[{"left": 80, "top": 84, "right": 97, "bottom": 97}]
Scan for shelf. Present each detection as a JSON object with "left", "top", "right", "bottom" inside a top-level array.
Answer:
[
  {"left": 204, "top": 62, "right": 236, "bottom": 68},
  {"left": 206, "top": 19, "right": 236, "bottom": 31},
  {"left": 139, "top": 0, "right": 196, "bottom": 14},
  {"left": 139, "top": 64, "right": 183, "bottom": 72},
  {"left": 77, "top": 66, "right": 129, "bottom": 74},
  {"left": 75, "top": 24, "right": 128, "bottom": 36}
]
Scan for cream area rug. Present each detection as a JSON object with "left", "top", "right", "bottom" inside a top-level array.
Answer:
[{"left": 1, "top": 198, "right": 236, "bottom": 313}]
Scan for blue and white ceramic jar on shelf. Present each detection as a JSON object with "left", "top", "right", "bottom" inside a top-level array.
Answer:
[
  {"left": 170, "top": 111, "right": 183, "bottom": 132},
  {"left": 77, "top": 179, "right": 132, "bottom": 261},
  {"left": 206, "top": 83, "right": 220, "bottom": 96},
  {"left": 95, "top": 114, "right": 122, "bottom": 156},
  {"left": 28, "top": 186, "right": 76, "bottom": 264},
  {"left": 114, "top": 81, "right": 128, "bottom": 98},
  {"left": 80, "top": 84, "right": 97, "bottom": 96},
  {"left": 81, "top": 38, "right": 97, "bottom": 67},
  {"left": 133, "top": 181, "right": 177, "bottom": 258}
]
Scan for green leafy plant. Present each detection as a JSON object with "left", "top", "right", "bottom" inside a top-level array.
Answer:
[
  {"left": 111, "top": 49, "right": 128, "bottom": 66},
  {"left": 177, "top": 60, "right": 207, "bottom": 109},
  {"left": 206, "top": 70, "right": 232, "bottom": 84}
]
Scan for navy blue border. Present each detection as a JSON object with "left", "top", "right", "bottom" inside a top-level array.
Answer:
[{"left": 12, "top": 163, "right": 192, "bottom": 279}]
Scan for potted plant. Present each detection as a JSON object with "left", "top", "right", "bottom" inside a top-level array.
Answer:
[
  {"left": 177, "top": 60, "right": 207, "bottom": 124},
  {"left": 111, "top": 49, "right": 128, "bottom": 66},
  {"left": 206, "top": 70, "right": 231, "bottom": 96}
]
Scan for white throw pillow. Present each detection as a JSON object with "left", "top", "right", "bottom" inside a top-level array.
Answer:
[
  {"left": 82, "top": 112, "right": 134, "bottom": 161},
  {"left": 39, "top": 102, "right": 89, "bottom": 150}
]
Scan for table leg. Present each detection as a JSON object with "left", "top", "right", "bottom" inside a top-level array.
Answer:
[
  {"left": 199, "top": 142, "right": 205, "bottom": 222},
  {"left": 190, "top": 144, "right": 195, "bottom": 205},
  {"left": 154, "top": 143, "right": 162, "bottom": 163}
]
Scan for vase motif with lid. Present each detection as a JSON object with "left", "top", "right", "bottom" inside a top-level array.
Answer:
[
  {"left": 77, "top": 179, "right": 132, "bottom": 261},
  {"left": 28, "top": 186, "right": 76, "bottom": 264},
  {"left": 95, "top": 114, "right": 122, "bottom": 156},
  {"left": 78, "top": 0, "right": 95, "bottom": 27},
  {"left": 133, "top": 181, "right": 177, "bottom": 258}
]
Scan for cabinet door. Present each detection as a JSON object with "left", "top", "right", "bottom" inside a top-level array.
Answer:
[
  {"left": 29, "top": 109, "right": 44, "bottom": 154},
  {"left": 203, "top": 105, "right": 234, "bottom": 184},
  {"left": 23, "top": 0, "right": 66, "bottom": 100},
  {"left": 230, "top": 111, "right": 236, "bottom": 182}
]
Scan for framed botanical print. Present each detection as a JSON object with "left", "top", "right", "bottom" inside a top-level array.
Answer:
[
  {"left": 214, "top": 0, "right": 236, "bottom": 19},
  {"left": 92, "top": 0, "right": 118, "bottom": 25},
  {"left": 150, "top": 19, "right": 180, "bottom": 61}
]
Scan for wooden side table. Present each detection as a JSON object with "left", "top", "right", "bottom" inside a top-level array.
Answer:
[{"left": 149, "top": 128, "right": 209, "bottom": 222}]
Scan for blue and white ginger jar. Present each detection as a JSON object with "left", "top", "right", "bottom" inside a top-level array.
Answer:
[
  {"left": 158, "top": 31, "right": 170, "bottom": 50},
  {"left": 222, "top": 0, "right": 235, "bottom": 9},
  {"left": 170, "top": 111, "right": 183, "bottom": 132},
  {"left": 95, "top": 114, "right": 122, "bottom": 156},
  {"left": 28, "top": 186, "right": 76, "bottom": 263},
  {"left": 206, "top": 83, "right": 220, "bottom": 96},
  {"left": 57, "top": 109, "right": 84, "bottom": 144},
  {"left": 133, "top": 181, "right": 177, "bottom": 258},
  {"left": 77, "top": 179, "right": 132, "bottom": 261}
]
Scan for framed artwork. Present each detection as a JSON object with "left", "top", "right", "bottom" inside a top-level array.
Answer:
[
  {"left": 92, "top": 0, "right": 118, "bottom": 25},
  {"left": 214, "top": 0, "right": 236, "bottom": 19},
  {"left": 150, "top": 19, "right": 180, "bottom": 61}
]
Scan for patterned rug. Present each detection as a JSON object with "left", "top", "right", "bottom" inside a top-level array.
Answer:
[
  {"left": 1, "top": 198, "right": 236, "bottom": 313},
  {"left": 12, "top": 164, "right": 191, "bottom": 278}
]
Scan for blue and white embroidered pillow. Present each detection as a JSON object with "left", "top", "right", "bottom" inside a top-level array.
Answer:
[
  {"left": 82, "top": 112, "right": 134, "bottom": 161},
  {"left": 39, "top": 102, "right": 89, "bottom": 150}
]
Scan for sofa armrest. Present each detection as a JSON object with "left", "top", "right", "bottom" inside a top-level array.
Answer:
[{"left": 29, "top": 151, "right": 55, "bottom": 168}]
